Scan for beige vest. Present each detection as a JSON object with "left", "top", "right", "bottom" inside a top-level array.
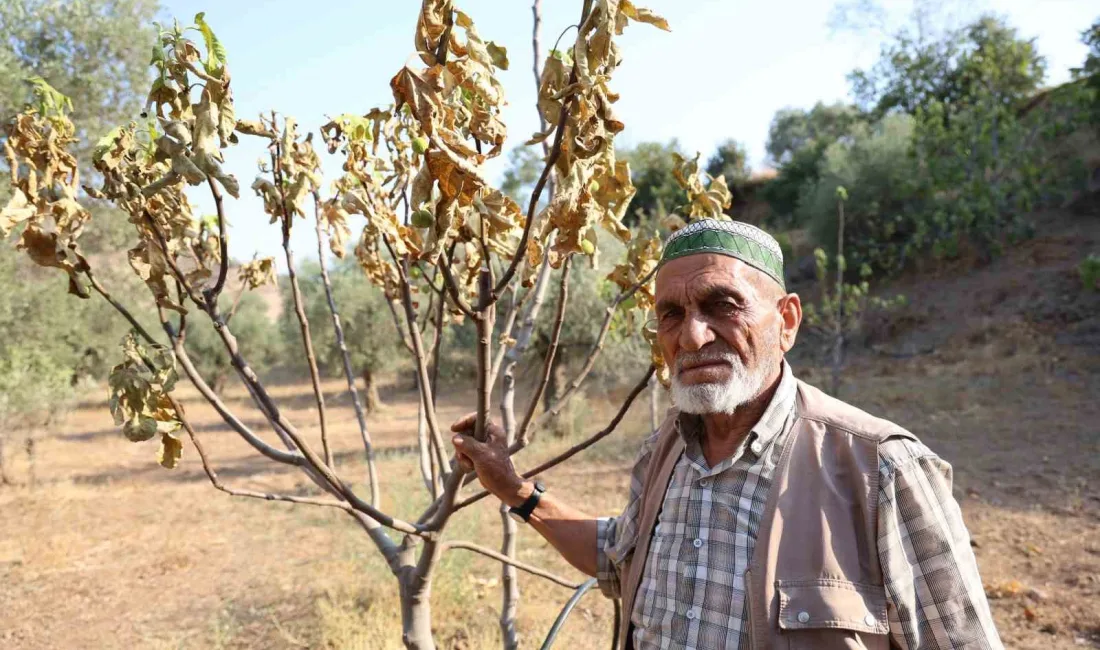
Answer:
[{"left": 618, "top": 379, "right": 916, "bottom": 649}]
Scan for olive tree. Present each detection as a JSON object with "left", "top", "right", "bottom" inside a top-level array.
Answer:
[{"left": 0, "top": 3, "right": 696, "bottom": 648}]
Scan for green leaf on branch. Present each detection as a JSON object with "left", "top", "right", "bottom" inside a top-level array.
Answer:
[{"left": 194, "top": 12, "right": 228, "bottom": 78}]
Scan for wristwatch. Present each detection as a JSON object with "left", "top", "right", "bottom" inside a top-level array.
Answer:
[{"left": 508, "top": 481, "right": 545, "bottom": 523}]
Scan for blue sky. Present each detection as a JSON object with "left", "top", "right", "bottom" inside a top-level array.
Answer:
[{"left": 154, "top": 0, "right": 1098, "bottom": 267}]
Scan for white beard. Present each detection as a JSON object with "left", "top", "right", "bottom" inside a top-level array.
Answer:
[{"left": 670, "top": 341, "right": 775, "bottom": 415}]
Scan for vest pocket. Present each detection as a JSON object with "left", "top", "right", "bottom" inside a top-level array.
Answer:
[{"left": 777, "top": 578, "right": 889, "bottom": 650}]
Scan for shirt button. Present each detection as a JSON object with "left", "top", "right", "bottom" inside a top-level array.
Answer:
[
  {"left": 864, "top": 613, "right": 876, "bottom": 626},
  {"left": 797, "top": 611, "right": 810, "bottom": 623},
  {"left": 686, "top": 608, "right": 697, "bottom": 620},
  {"left": 698, "top": 478, "right": 710, "bottom": 487},
  {"left": 751, "top": 441, "right": 763, "bottom": 454},
  {"left": 692, "top": 538, "right": 703, "bottom": 548}
]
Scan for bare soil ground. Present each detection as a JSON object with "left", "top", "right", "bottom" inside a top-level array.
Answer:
[{"left": 1, "top": 210, "right": 1098, "bottom": 649}]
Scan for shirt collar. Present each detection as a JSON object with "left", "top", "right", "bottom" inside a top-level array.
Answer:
[{"left": 675, "top": 360, "right": 798, "bottom": 463}]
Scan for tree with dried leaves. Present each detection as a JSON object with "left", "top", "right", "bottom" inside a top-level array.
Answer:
[{"left": 0, "top": 3, "right": 739, "bottom": 647}]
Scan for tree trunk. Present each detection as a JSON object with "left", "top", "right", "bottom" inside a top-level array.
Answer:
[
  {"left": 362, "top": 366, "right": 382, "bottom": 413},
  {"left": 399, "top": 573, "right": 436, "bottom": 650}
]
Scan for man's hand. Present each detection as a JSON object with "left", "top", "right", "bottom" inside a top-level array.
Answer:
[
  {"left": 450, "top": 413, "right": 601, "bottom": 577},
  {"left": 450, "top": 413, "right": 529, "bottom": 508}
]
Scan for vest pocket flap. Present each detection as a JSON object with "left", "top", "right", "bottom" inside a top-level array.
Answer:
[{"left": 777, "top": 578, "right": 889, "bottom": 634}]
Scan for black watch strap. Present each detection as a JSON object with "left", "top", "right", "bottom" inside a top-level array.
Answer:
[{"left": 509, "top": 481, "right": 545, "bottom": 523}]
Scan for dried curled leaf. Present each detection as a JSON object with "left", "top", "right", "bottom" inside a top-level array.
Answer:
[
  {"left": 672, "top": 152, "right": 732, "bottom": 219},
  {"left": 107, "top": 332, "right": 183, "bottom": 467},
  {"left": 607, "top": 232, "right": 661, "bottom": 315},
  {"left": 530, "top": 0, "right": 668, "bottom": 266},
  {"left": 2, "top": 81, "right": 93, "bottom": 297},
  {"left": 238, "top": 256, "right": 277, "bottom": 290}
]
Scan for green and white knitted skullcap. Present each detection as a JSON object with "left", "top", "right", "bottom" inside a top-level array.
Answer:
[{"left": 660, "top": 219, "right": 786, "bottom": 290}]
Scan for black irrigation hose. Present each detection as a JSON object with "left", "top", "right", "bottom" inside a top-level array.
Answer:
[{"left": 540, "top": 578, "right": 601, "bottom": 650}]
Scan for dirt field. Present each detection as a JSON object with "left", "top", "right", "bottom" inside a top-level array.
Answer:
[{"left": 2, "top": 210, "right": 1099, "bottom": 649}]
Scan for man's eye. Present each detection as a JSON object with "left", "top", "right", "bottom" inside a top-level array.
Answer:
[
  {"left": 657, "top": 311, "right": 682, "bottom": 328},
  {"left": 706, "top": 300, "right": 738, "bottom": 314}
]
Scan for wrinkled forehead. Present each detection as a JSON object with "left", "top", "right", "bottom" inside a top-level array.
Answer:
[{"left": 655, "top": 253, "right": 765, "bottom": 303}]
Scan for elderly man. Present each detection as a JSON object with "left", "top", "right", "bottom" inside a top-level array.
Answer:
[{"left": 452, "top": 220, "right": 1002, "bottom": 649}]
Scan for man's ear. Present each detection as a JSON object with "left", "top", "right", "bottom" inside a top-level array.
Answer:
[{"left": 777, "top": 293, "right": 802, "bottom": 353}]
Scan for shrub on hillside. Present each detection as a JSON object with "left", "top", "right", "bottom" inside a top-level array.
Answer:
[{"left": 796, "top": 114, "right": 919, "bottom": 274}]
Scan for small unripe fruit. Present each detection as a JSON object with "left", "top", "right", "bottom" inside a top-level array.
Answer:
[
  {"left": 411, "top": 209, "right": 435, "bottom": 228},
  {"left": 411, "top": 136, "right": 429, "bottom": 154},
  {"left": 580, "top": 240, "right": 595, "bottom": 255}
]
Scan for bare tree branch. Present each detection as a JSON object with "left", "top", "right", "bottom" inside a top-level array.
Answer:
[
  {"left": 442, "top": 541, "right": 582, "bottom": 589},
  {"left": 515, "top": 257, "right": 571, "bottom": 448},
  {"left": 146, "top": 235, "right": 422, "bottom": 537},
  {"left": 384, "top": 236, "right": 450, "bottom": 477},
  {"left": 534, "top": 266, "right": 657, "bottom": 430},
  {"left": 172, "top": 335, "right": 305, "bottom": 466},
  {"left": 436, "top": 244, "right": 476, "bottom": 318},
  {"left": 176, "top": 394, "right": 400, "bottom": 567},
  {"left": 386, "top": 297, "right": 416, "bottom": 354},
  {"left": 271, "top": 148, "right": 333, "bottom": 469},
  {"left": 206, "top": 177, "right": 230, "bottom": 301},
  {"left": 488, "top": 281, "right": 533, "bottom": 389},
  {"left": 84, "top": 268, "right": 159, "bottom": 346},
  {"left": 455, "top": 366, "right": 654, "bottom": 512},
  {"left": 313, "top": 192, "right": 379, "bottom": 505}
]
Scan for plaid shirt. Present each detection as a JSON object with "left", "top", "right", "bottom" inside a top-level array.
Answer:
[{"left": 596, "top": 363, "right": 1002, "bottom": 649}]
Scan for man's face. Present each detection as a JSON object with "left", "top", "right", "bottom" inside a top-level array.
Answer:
[{"left": 653, "top": 253, "right": 797, "bottom": 414}]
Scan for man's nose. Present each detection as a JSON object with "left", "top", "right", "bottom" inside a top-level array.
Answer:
[{"left": 678, "top": 310, "right": 715, "bottom": 352}]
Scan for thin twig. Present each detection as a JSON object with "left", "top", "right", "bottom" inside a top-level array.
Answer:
[
  {"left": 535, "top": 266, "right": 657, "bottom": 429},
  {"left": 206, "top": 178, "right": 230, "bottom": 301},
  {"left": 442, "top": 541, "right": 582, "bottom": 589},
  {"left": 488, "top": 282, "right": 534, "bottom": 388},
  {"left": 386, "top": 297, "right": 415, "bottom": 353},
  {"left": 384, "top": 235, "right": 450, "bottom": 477},
  {"left": 84, "top": 268, "right": 159, "bottom": 346},
  {"left": 437, "top": 245, "right": 476, "bottom": 318},
  {"left": 271, "top": 148, "right": 332, "bottom": 468},
  {"left": 455, "top": 366, "right": 654, "bottom": 512},
  {"left": 313, "top": 192, "right": 379, "bottom": 505},
  {"left": 515, "top": 257, "right": 571, "bottom": 447},
  {"left": 182, "top": 405, "right": 355, "bottom": 513},
  {"left": 175, "top": 394, "right": 400, "bottom": 566}
]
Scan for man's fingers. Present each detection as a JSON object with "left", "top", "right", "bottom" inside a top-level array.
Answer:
[
  {"left": 454, "top": 449, "right": 474, "bottom": 473},
  {"left": 452, "top": 433, "right": 486, "bottom": 455},
  {"left": 450, "top": 412, "right": 478, "bottom": 433}
]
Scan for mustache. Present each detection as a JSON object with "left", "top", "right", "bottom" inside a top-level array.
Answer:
[{"left": 675, "top": 343, "right": 743, "bottom": 374}]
